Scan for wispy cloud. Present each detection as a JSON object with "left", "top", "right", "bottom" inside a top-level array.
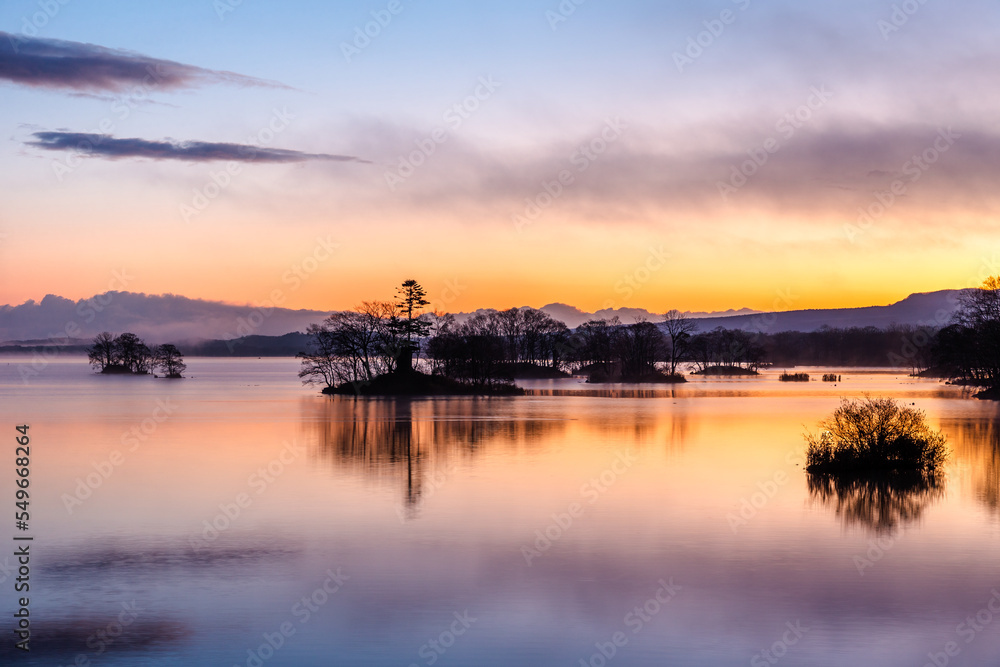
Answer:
[
  {"left": 25, "top": 131, "right": 369, "bottom": 164},
  {"left": 0, "top": 31, "right": 287, "bottom": 92}
]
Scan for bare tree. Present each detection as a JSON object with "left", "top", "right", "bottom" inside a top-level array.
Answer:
[
  {"left": 87, "top": 332, "right": 116, "bottom": 371},
  {"left": 616, "top": 320, "right": 667, "bottom": 378},
  {"left": 154, "top": 344, "right": 187, "bottom": 378},
  {"left": 298, "top": 323, "right": 343, "bottom": 388},
  {"left": 662, "top": 309, "right": 696, "bottom": 376},
  {"left": 947, "top": 277, "right": 1000, "bottom": 386},
  {"left": 298, "top": 301, "right": 401, "bottom": 389}
]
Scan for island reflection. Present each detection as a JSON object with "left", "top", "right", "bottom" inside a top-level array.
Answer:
[
  {"left": 306, "top": 395, "right": 690, "bottom": 519},
  {"left": 945, "top": 414, "right": 1000, "bottom": 515},
  {"left": 308, "top": 397, "right": 568, "bottom": 518},
  {"left": 808, "top": 470, "right": 946, "bottom": 533}
]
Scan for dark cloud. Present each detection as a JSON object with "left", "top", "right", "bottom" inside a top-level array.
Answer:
[
  {"left": 25, "top": 131, "right": 369, "bottom": 164},
  {"left": 0, "top": 31, "right": 286, "bottom": 92},
  {"left": 345, "top": 120, "right": 1000, "bottom": 226}
]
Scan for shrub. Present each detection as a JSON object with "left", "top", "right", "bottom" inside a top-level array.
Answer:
[
  {"left": 821, "top": 374, "right": 841, "bottom": 382},
  {"left": 805, "top": 396, "right": 948, "bottom": 474},
  {"left": 779, "top": 372, "right": 810, "bottom": 382}
]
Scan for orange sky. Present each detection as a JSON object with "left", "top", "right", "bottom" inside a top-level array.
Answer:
[{"left": 2, "top": 2, "right": 999, "bottom": 314}]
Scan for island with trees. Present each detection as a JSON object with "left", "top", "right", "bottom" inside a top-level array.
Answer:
[
  {"left": 87, "top": 332, "right": 187, "bottom": 378},
  {"left": 688, "top": 326, "right": 765, "bottom": 376},
  {"left": 298, "top": 280, "right": 697, "bottom": 395},
  {"left": 927, "top": 277, "right": 1000, "bottom": 399},
  {"left": 298, "top": 280, "right": 525, "bottom": 396}
]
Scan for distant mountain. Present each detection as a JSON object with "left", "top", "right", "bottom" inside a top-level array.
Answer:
[
  {"left": 0, "top": 292, "right": 329, "bottom": 344},
  {"left": 0, "top": 289, "right": 965, "bottom": 347},
  {"left": 686, "top": 290, "right": 961, "bottom": 333},
  {"left": 535, "top": 303, "right": 761, "bottom": 329},
  {"left": 445, "top": 303, "right": 761, "bottom": 329}
]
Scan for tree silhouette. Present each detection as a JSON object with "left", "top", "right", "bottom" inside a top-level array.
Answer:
[
  {"left": 87, "top": 331, "right": 150, "bottom": 373},
  {"left": 391, "top": 279, "right": 432, "bottom": 372},
  {"left": 154, "top": 344, "right": 187, "bottom": 378},
  {"left": 662, "top": 309, "right": 696, "bottom": 375},
  {"left": 87, "top": 332, "right": 116, "bottom": 371}
]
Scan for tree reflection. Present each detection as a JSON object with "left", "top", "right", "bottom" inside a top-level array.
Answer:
[
  {"left": 807, "top": 470, "right": 945, "bottom": 534},
  {"left": 944, "top": 416, "right": 1000, "bottom": 515},
  {"left": 307, "top": 397, "right": 566, "bottom": 519}
]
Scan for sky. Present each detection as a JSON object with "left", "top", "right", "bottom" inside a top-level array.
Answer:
[{"left": 1, "top": 0, "right": 999, "bottom": 314}]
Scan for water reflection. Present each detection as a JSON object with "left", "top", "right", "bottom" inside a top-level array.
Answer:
[
  {"left": 808, "top": 471, "right": 946, "bottom": 533},
  {"left": 41, "top": 536, "right": 300, "bottom": 575},
  {"left": 944, "top": 415, "right": 1000, "bottom": 515},
  {"left": 0, "top": 617, "right": 188, "bottom": 662},
  {"left": 308, "top": 397, "right": 569, "bottom": 518},
  {"left": 307, "top": 396, "right": 691, "bottom": 519}
]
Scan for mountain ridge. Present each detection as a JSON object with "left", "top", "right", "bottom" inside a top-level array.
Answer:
[{"left": 0, "top": 289, "right": 964, "bottom": 344}]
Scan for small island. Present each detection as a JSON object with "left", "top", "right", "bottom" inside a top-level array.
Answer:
[
  {"left": 297, "top": 282, "right": 705, "bottom": 395},
  {"left": 692, "top": 365, "right": 760, "bottom": 376},
  {"left": 299, "top": 280, "right": 527, "bottom": 396},
  {"left": 574, "top": 318, "right": 686, "bottom": 384},
  {"left": 88, "top": 332, "right": 187, "bottom": 378},
  {"left": 804, "top": 396, "right": 948, "bottom": 474},
  {"left": 685, "top": 327, "right": 765, "bottom": 376}
]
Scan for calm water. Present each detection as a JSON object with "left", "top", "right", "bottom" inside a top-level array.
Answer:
[{"left": 2, "top": 358, "right": 999, "bottom": 666}]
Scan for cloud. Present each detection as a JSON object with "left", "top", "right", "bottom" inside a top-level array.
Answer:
[
  {"left": 0, "top": 31, "right": 287, "bottom": 92},
  {"left": 0, "top": 291, "right": 330, "bottom": 343},
  {"left": 25, "top": 131, "right": 369, "bottom": 164},
  {"left": 335, "top": 119, "right": 1000, "bottom": 227}
]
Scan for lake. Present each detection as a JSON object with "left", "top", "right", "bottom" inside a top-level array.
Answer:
[{"left": 2, "top": 357, "right": 999, "bottom": 666}]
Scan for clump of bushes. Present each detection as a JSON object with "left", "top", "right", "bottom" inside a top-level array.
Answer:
[
  {"left": 805, "top": 396, "right": 948, "bottom": 474},
  {"left": 779, "top": 372, "right": 810, "bottom": 382},
  {"left": 822, "top": 374, "right": 841, "bottom": 382}
]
